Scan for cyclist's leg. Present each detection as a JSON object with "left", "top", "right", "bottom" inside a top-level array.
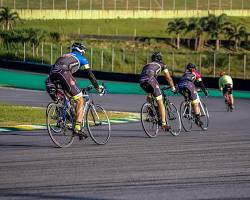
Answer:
[
  {"left": 223, "top": 86, "right": 229, "bottom": 104},
  {"left": 150, "top": 78, "right": 170, "bottom": 130},
  {"left": 140, "top": 79, "right": 169, "bottom": 130},
  {"left": 227, "top": 85, "right": 234, "bottom": 107},
  {"left": 187, "top": 83, "right": 202, "bottom": 124},
  {"left": 52, "top": 71, "right": 87, "bottom": 137}
]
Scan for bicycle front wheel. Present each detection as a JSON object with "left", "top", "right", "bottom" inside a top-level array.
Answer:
[
  {"left": 140, "top": 102, "right": 159, "bottom": 138},
  {"left": 46, "top": 102, "right": 75, "bottom": 148},
  {"left": 199, "top": 101, "right": 209, "bottom": 130},
  {"left": 86, "top": 104, "right": 111, "bottom": 145},
  {"left": 180, "top": 101, "right": 193, "bottom": 132},
  {"left": 166, "top": 103, "right": 181, "bottom": 136}
]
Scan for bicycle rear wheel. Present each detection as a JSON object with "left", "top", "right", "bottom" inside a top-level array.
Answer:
[
  {"left": 46, "top": 102, "right": 74, "bottom": 148},
  {"left": 86, "top": 104, "right": 111, "bottom": 145},
  {"left": 140, "top": 102, "right": 159, "bottom": 138},
  {"left": 166, "top": 103, "right": 181, "bottom": 136},
  {"left": 199, "top": 101, "right": 209, "bottom": 130},
  {"left": 180, "top": 101, "right": 193, "bottom": 132}
]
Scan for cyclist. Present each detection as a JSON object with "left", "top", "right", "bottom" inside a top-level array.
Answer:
[
  {"left": 177, "top": 63, "right": 208, "bottom": 126},
  {"left": 139, "top": 52, "right": 176, "bottom": 131},
  {"left": 45, "top": 42, "right": 104, "bottom": 138},
  {"left": 218, "top": 71, "right": 234, "bottom": 109}
]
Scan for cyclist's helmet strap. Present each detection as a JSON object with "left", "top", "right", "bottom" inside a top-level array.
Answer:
[
  {"left": 71, "top": 42, "right": 87, "bottom": 55},
  {"left": 186, "top": 63, "right": 196, "bottom": 71},
  {"left": 151, "top": 52, "right": 162, "bottom": 62}
]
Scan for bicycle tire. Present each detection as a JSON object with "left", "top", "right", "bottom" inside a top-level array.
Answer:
[
  {"left": 86, "top": 104, "right": 111, "bottom": 145},
  {"left": 140, "top": 102, "right": 159, "bottom": 138},
  {"left": 46, "top": 102, "right": 75, "bottom": 148},
  {"left": 180, "top": 101, "right": 193, "bottom": 132},
  {"left": 199, "top": 101, "right": 209, "bottom": 131},
  {"left": 166, "top": 103, "right": 181, "bottom": 136}
]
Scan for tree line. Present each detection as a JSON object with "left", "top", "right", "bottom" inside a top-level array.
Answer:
[
  {"left": 167, "top": 14, "right": 250, "bottom": 51},
  {"left": 0, "top": 7, "right": 60, "bottom": 53},
  {"left": 0, "top": 7, "right": 250, "bottom": 53}
]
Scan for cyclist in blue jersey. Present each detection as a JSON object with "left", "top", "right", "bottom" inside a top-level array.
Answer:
[{"left": 45, "top": 42, "right": 104, "bottom": 138}]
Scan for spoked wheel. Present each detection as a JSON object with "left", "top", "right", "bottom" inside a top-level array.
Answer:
[
  {"left": 180, "top": 101, "right": 193, "bottom": 132},
  {"left": 86, "top": 104, "right": 111, "bottom": 145},
  {"left": 199, "top": 101, "right": 209, "bottom": 131},
  {"left": 140, "top": 102, "right": 159, "bottom": 138},
  {"left": 46, "top": 103, "right": 75, "bottom": 148},
  {"left": 166, "top": 103, "right": 181, "bottom": 136}
]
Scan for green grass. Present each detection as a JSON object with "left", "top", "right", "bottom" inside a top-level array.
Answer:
[
  {"left": 2, "top": 17, "right": 250, "bottom": 79},
  {"left": 0, "top": 104, "right": 46, "bottom": 126},
  {"left": 0, "top": 104, "right": 137, "bottom": 127},
  {"left": 15, "top": 17, "right": 250, "bottom": 38},
  {"left": 2, "top": 0, "right": 250, "bottom": 10}
]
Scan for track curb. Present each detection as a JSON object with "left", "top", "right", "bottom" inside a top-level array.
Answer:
[{"left": 0, "top": 115, "right": 140, "bottom": 132}]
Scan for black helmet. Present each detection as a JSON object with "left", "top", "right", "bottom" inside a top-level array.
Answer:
[
  {"left": 151, "top": 52, "right": 162, "bottom": 62},
  {"left": 71, "top": 42, "right": 87, "bottom": 54},
  {"left": 186, "top": 63, "right": 196, "bottom": 71}
]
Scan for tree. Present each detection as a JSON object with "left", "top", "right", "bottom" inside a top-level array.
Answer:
[
  {"left": 0, "top": 7, "right": 20, "bottom": 30},
  {"left": 224, "top": 23, "right": 248, "bottom": 51},
  {"left": 186, "top": 17, "right": 208, "bottom": 51},
  {"left": 206, "top": 14, "right": 227, "bottom": 51},
  {"left": 166, "top": 18, "right": 187, "bottom": 49}
]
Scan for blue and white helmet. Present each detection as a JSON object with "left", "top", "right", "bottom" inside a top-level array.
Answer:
[{"left": 71, "top": 42, "right": 87, "bottom": 55}]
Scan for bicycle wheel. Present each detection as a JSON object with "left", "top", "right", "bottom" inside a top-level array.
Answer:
[
  {"left": 140, "top": 102, "right": 159, "bottom": 138},
  {"left": 46, "top": 102, "right": 75, "bottom": 148},
  {"left": 166, "top": 103, "right": 181, "bottom": 136},
  {"left": 199, "top": 101, "right": 209, "bottom": 130},
  {"left": 86, "top": 104, "right": 111, "bottom": 145},
  {"left": 180, "top": 101, "right": 193, "bottom": 132}
]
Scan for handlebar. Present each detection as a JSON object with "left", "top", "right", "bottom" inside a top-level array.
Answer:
[
  {"left": 82, "top": 83, "right": 107, "bottom": 95},
  {"left": 82, "top": 85, "right": 94, "bottom": 93}
]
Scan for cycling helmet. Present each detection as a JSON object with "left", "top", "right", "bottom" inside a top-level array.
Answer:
[
  {"left": 71, "top": 42, "right": 87, "bottom": 55},
  {"left": 186, "top": 63, "right": 196, "bottom": 71},
  {"left": 220, "top": 71, "right": 226, "bottom": 77},
  {"left": 151, "top": 52, "right": 162, "bottom": 62}
]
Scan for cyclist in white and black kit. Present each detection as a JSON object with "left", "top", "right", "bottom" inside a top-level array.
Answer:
[
  {"left": 139, "top": 52, "right": 176, "bottom": 131},
  {"left": 45, "top": 42, "right": 104, "bottom": 138}
]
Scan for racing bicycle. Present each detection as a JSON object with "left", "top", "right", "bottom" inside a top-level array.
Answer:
[
  {"left": 46, "top": 85, "right": 111, "bottom": 148},
  {"left": 179, "top": 90, "right": 209, "bottom": 132},
  {"left": 140, "top": 86, "right": 181, "bottom": 138}
]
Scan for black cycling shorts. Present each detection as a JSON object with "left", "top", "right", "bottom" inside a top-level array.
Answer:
[
  {"left": 178, "top": 81, "right": 198, "bottom": 101},
  {"left": 223, "top": 84, "right": 233, "bottom": 95},
  {"left": 139, "top": 77, "right": 162, "bottom": 99},
  {"left": 49, "top": 70, "right": 81, "bottom": 97}
]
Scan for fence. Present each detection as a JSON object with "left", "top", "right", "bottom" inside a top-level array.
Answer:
[
  {"left": 1, "top": 0, "right": 250, "bottom": 10},
  {"left": 1, "top": 42, "right": 249, "bottom": 79}
]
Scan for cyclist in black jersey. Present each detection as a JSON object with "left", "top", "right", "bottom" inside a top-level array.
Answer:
[
  {"left": 139, "top": 52, "right": 176, "bottom": 131},
  {"left": 177, "top": 63, "right": 208, "bottom": 126},
  {"left": 45, "top": 42, "right": 105, "bottom": 138}
]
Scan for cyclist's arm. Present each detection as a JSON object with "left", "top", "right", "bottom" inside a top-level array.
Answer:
[
  {"left": 85, "top": 68, "right": 99, "bottom": 90},
  {"left": 79, "top": 55, "right": 100, "bottom": 91},
  {"left": 218, "top": 78, "right": 223, "bottom": 91},
  {"left": 163, "top": 70, "right": 175, "bottom": 89}
]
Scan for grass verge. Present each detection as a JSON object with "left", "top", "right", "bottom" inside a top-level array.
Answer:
[{"left": 0, "top": 103, "right": 139, "bottom": 127}]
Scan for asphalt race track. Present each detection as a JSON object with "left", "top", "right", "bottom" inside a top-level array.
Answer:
[{"left": 0, "top": 87, "right": 250, "bottom": 200}]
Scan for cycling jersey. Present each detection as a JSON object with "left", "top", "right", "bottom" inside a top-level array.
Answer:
[
  {"left": 179, "top": 70, "right": 202, "bottom": 83},
  {"left": 139, "top": 61, "right": 169, "bottom": 81},
  {"left": 139, "top": 61, "right": 169, "bottom": 100},
  {"left": 178, "top": 70, "right": 203, "bottom": 103},
  {"left": 219, "top": 75, "right": 233, "bottom": 91},
  {"left": 51, "top": 51, "right": 90, "bottom": 74}
]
